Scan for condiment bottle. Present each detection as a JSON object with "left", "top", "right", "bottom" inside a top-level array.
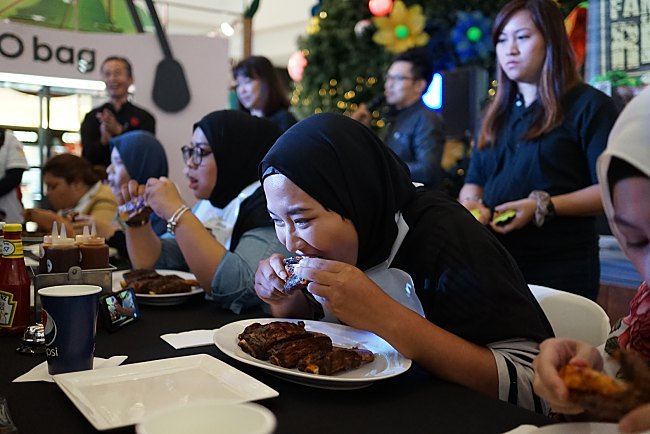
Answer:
[
  {"left": 79, "top": 224, "right": 109, "bottom": 269},
  {"left": 39, "top": 221, "right": 58, "bottom": 275},
  {"left": 75, "top": 225, "right": 90, "bottom": 246},
  {"left": 38, "top": 234, "right": 52, "bottom": 275},
  {"left": 0, "top": 223, "right": 31, "bottom": 335},
  {"left": 47, "top": 224, "right": 79, "bottom": 273}
]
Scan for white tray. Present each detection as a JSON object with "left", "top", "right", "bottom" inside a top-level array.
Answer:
[{"left": 53, "top": 354, "right": 278, "bottom": 431}]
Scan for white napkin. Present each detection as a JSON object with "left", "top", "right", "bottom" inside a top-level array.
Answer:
[
  {"left": 160, "top": 329, "right": 218, "bottom": 349},
  {"left": 502, "top": 425, "right": 538, "bottom": 434},
  {"left": 13, "top": 356, "right": 128, "bottom": 382}
]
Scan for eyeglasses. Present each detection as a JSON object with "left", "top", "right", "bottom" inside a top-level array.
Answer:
[
  {"left": 384, "top": 74, "right": 416, "bottom": 83},
  {"left": 181, "top": 145, "right": 212, "bottom": 166}
]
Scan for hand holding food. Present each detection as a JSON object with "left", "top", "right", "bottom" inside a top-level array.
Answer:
[
  {"left": 143, "top": 176, "right": 184, "bottom": 221},
  {"left": 295, "top": 256, "right": 393, "bottom": 330},
  {"left": 118, "top": 196, "right": 152, "bottom": 227},
  {"left": 282, "top": 255, "right": 312, "bottom": 294},
  {"left": 558, "top": 351, "right": 650, "bottom": 422},
  {"left": 490, "top": 198, "right": 536, "bottom": 233},
  {"left": 492, "top": 209, "right": 516, "bottom": 226},
  {"left": 254, "top": 254, "right": 292, "bottom": 304},
  {"left": 117, "top": 179, "right": 145, "bottom": 206}
]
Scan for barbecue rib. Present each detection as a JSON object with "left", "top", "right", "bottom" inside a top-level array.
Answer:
[
  {"left": 298, "top": 347, "right": 375, "bottom": 375},
  {"left": 238, "top": 321, "right": 313, "bottom": 359},
  {"left": 238, "top": 321, "right": 375, "bottom": 375},
  {"left": 121, "top": 269, "right": 198, "bottom": 295}
]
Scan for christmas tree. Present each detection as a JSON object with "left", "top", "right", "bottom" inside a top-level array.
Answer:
[{"left": 292, "top": 0, "right": 583, "bottom": 124}]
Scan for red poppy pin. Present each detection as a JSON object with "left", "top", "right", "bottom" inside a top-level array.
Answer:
[{"left": 130, "top": 117, "right": 140, "bottom": 127}]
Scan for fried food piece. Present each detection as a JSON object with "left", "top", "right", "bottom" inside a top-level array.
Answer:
[
  {"left": 559, "top": 351, "right": 650, "bottom": 421},
  {"left": 560, "top": 364, "right": 628, "bottom": 397},
  {"left": 282, "top": 256, "right": 309, "bottom": 294},
  {"left": 119, "top": 197, "right": 152, "bottom": 226}
]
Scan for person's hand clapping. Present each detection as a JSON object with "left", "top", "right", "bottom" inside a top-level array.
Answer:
[
  {"left": 143, "top": 176, "right": 184, "bottom": 221},
  {"left": 532, "top": 338, "right": 604, "bottom": 415},
  {"left": 97, "top": 108, "right": 123, "bottom": 136}
]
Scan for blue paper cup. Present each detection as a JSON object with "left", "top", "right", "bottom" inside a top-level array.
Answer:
[{"left": 38, "top": 285, "right": 102, "bottom": 375}]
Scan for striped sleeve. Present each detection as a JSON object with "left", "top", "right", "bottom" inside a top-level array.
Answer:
[{"left": 488, "top": 338, "right": 550, "bottom": 415}]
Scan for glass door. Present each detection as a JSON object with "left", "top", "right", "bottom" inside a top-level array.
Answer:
[{"left": 0, "top": 81, "right": 99, "bottom": 210}]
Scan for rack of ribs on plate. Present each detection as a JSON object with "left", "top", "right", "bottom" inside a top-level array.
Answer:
[
  {"left": 120, "top": 269, "right": 199, "bottom": 295},
  {"left": 238, "top": 321, "right": 374, "bottom": 375}
]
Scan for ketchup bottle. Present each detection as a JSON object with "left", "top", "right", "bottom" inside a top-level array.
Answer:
[{"left": 0, "top": 223, "right": 31, "bottom": 335}]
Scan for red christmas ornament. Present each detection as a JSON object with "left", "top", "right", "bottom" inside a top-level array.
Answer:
[
  {"left": 369, "top": 0, "right": 393, "bottom": 17},
  {"left": 287, "top": 51, "right": 308, "bottom": 82}
]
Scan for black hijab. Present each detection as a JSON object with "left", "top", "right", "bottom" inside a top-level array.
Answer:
[
  {"left": 194, "top": 110, "right": 282, "bottom": 249},
  {"left": 260, "top": 113, "right": 416, "bottom": 270},
  {"left": 194, "top": 110, "right": 282, "bottom": 208},
  {"left": 262, "top": 113, "right": 553, "bottom": 345}
]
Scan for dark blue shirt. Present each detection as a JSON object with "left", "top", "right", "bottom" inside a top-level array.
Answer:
[{"left": 466, "top": 83, "right": 619, "bottom": 260}]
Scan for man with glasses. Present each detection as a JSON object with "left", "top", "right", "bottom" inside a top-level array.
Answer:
[
  {"left": 81, "top": 56, "right": 156, "bottom": 171},
  {"left": 352, "top": 49, "right": 444, "bottom": 188}
]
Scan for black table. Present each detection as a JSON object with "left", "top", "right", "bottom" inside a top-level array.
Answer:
[{"left": 1, "top": 296, "right": 553, "bottom": 434}]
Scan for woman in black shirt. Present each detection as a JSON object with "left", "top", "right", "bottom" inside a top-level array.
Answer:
[{"left": 460, "top": 0, "right": 619, "bottom": 299}]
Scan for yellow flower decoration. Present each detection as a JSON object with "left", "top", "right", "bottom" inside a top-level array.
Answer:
[
  {"left": 372, "top": 1, "right": 429, "bottom": 54},
  {"left": 307, "top": 16, "right": 320, "bottom": 35}
]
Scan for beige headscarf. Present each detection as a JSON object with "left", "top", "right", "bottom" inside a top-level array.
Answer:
[{"left": 597, "top": 85, "right": 650, "bottom": 241}]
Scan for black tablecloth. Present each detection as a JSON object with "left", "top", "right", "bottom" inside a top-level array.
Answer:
[{"left": 1, "top": 296, "right": 553, "bottom": 434}]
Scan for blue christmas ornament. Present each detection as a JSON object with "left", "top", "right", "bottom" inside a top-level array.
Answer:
[
  {"left": 450, "top": 11, "right": 492, "bottom": 64},
  {"left": 311, "top": 0, "right": 323, "bottom": 17}
]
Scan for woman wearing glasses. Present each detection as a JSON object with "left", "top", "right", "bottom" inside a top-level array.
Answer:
[{"left": 118, "top": 110, "right": 289, "bottom": 314}]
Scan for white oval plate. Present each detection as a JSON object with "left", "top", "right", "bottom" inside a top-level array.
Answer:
[
  {"left": 112, "top": 269, "right": 203, "bottom": 306},
  {"left": 214, "top": 318, "right": 411, "bottom": 390},
  {"left": 136, "top": 401, "right": 276, "bottom": 434}
]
